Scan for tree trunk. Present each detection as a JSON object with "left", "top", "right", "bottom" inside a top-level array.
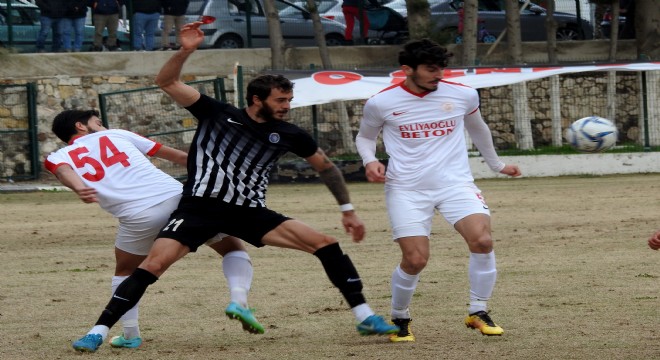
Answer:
[
  {"left": 263, "top": 0, "right": 286, "bottom": 69},
  {"left": 608, "top": 0, "right": 619, "bottom": 61},
  {"left": 512, "top": 82, "right": 534, "bottom": 150},
  {"left": 545, "top": 0, "right": 557, "bottom": 64},
  {"left": 504, "top": 0, "right": 523, "bottom": 64},
  {"left": 304, "top": 0, "right": 333, "bottom": 68},
  {"left": 634, "top": 0, "right": 660, "bottom": 60},
  {"left": 405, "top": 0, "right": 431, "bottom": 40},
  {"left": 461, "top": 0, "right": 478, "bottom": 66}
]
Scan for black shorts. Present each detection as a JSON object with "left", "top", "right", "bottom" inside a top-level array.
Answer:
[{"left": 157, "top": 196, "right": 290, "bottom": 252}]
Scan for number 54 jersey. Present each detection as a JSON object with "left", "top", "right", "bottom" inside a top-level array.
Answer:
[{"left": 44, "top": 129, "right": 183, "bottom": 219}]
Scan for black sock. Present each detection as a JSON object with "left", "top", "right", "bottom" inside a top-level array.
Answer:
[
  {"left": 314, "top": 243, "right": 367, "bottom": 308},
  {"left": 95, "top": 268, "right": 158, "bottom": 327}
]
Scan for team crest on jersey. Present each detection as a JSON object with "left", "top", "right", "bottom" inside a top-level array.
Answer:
[
  {"left": 268, "top": 133, "right": 281, "bottom": 143},
  {"left": 442, "top": 102, "right": 454, "bottom": 112}
]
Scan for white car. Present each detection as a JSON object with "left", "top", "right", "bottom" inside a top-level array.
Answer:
[{"left": 178, "top": 0, "right": 346, "bottom": 48}]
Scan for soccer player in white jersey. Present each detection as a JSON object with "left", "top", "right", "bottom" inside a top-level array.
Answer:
[
  {"left": 355, "top": 39, "right": 522, "bottom": 342},
  {"left": 44, "top": 110, "right": 263, "bottom": 350}
]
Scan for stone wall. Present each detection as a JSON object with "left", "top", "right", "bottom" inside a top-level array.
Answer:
[{"left": 0, "top": 70, "right": 650, "bottom": 181}]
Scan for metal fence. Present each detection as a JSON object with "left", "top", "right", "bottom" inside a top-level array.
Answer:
[
  {"left": 97, "top": 68, "right": 658, "bottom": 171},
  {"left": 97, "top": 78, "right": 230, "bottom": 179},
  {"left": 0, "top": 83, "right": 39, "bottom": 181}
]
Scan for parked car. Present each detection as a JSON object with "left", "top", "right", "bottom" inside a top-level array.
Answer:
[
  {"left": 166, "top": 0, "right": 346, "bottom": 49},
  {"left": 0, "top": 0, "right": 130, "bottom": 52},
  {"left": 427, "top": 0, "right": 594, "bottom": 41}
]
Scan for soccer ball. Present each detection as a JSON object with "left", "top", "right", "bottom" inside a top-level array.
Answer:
[{"left": 565, "top": 116, "right": 618, "bottom": 153}]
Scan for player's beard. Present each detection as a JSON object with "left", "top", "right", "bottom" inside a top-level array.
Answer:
[
  {"left": 84, "top": 125, "right": 98, "bottom": 134},
  {"left": 258, "top": 102, "right": 287, "bottom": 122},
  {"left": 411, "top": 72, "right": 438, "bottom": 92}
]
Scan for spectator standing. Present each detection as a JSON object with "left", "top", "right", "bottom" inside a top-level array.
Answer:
[
  {"left": 130, "top": 0, "right": 162, "bottom": 51},
  {"left": 88, "top": 0, "right": 124, "bottom": 51},
  {"left": 341, "top": 0, "right": 379, "bottom": 45},
  {"left": 160, "top": 0, "right": 189, "bottom": 50},
  {"left": 60, "top": 0, "right": 88, "bottom": 52},
  {"left": 35, "top": 0, "right": 65, "bottom": 52}
]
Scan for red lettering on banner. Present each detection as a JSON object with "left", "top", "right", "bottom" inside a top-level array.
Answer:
[
  {"left": 443, "top": 69, "right": 467, "bottom": 78},
  {"left": 475, "top": 68, "right": 522, "bottom": 74},
  {"left": 390, "top": 70, "right": 406, "bottom": 84},
  {"left": 532, "top": 67, "right": 561, "bottom": 72},
  {"left": 313, "top": 71, "right": 363, "bottom": 85}
]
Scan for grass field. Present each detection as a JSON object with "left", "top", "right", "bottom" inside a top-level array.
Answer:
[{"left": 1, "top": 174, "right": 659, "bottom": 359}]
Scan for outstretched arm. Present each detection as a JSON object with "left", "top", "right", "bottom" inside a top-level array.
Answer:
[
  {"left": 153, "top": 145, "right": 188, "bottom": 166},
  {"left": 54, "top": 165, "right": 98, "bottom": 203},
  {"left": 305, "top": 149, "right": 366, "bottom": 242},
  {"left": 155, "top": 22, "right": 205, "bottom": 107}
]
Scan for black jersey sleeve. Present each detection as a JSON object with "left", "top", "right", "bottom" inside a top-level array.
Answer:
[
  {"left": 289, "top": 127, "right": 318, "bottom": 158},
  {"left": 185, "top": 94, "right": 231, "bottom": 124}
]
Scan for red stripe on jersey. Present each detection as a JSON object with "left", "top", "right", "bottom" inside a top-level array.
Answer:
[
  {"left": 146, "top": 142, "right": 162, "bottom": 156},
  {"left": 43, "top": 159, "right": 71, "bottom": 174}
]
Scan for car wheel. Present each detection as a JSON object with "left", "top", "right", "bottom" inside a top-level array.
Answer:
[
  {"left": 325, "top": 33, "right": 344, "bottom": 46},
  {"left": 214, "top": 34, "right": 243, "bottom": 49},
  {"left": 556, "top": 27, "right": 580, "bottom": 41}
]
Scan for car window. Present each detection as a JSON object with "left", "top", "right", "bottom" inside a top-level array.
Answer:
[
  {"left": 229, "top": 0, "right": 262, "bottom": 15},
  {"left": 0, "top": 6, "right": 37, "bottom": 25},
  {"left": 187, "top": 0, "right": 208, "bottom": 14},
  {"left": 479, "top": 0, "right": 503, "bottom": 11}
]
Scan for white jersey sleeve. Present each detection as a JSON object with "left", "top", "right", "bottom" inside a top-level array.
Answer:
[{"left": 44, "top": 129, "right": 183, "bottom": 218}]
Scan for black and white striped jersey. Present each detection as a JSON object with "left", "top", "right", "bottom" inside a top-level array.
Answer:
[{"left": 182, "top": 94, "right": 318, "bottom": 207}]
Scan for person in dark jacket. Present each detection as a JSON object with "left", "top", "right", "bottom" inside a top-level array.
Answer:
[
  {"left": 130, "top": 0, "right": 162, "bottom": 51},
  {"left": 88, "top": 0, "right": 124, "bottom": 51},
  {"left": 160, "top": 0, "right": 189, "bottom": 50},
  {"left": 36, "top": 0, "right": 65, "bottom": 52},
  {"left": 60, "top": 0, "right": 88, "bottom": 52}
]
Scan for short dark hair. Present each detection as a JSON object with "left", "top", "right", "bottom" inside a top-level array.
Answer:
[
  {"left": 398, "top": 38, "right": 453, "bottom": 69},
  {"left": 52, "top": 109, "right": 99, "bottom": 143},
  {"left": 246, "top": 74, "right": 294, "bottom": 106}
]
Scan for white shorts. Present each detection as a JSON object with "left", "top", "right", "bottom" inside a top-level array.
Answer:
[
  {"left": 115, "top": 195, "right": 226, "bottom": 255},
  {"left": 384, "top": 182, "right": 490, "bottom": 240}
]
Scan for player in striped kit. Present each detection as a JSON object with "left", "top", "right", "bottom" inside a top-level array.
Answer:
[
  {"left": 70, "top": 21, "right": 398, "bottom": 353},
  {"left": 45, "top": 110, "right": 260, "bottom": 350},
  {"left": 355, "top": 39, "right": 521, "bottom": 342}
]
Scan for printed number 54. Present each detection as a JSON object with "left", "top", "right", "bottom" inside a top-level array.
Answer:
[{"left": 67, "top": 136, "right": 130, "bottom": 182}]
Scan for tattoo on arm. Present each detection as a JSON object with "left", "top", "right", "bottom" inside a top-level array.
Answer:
[{"left": 318, "top": 164, "right": 351, "bottom": 205}]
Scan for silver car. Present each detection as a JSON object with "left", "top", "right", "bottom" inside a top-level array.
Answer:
[
  {"left": 183, "top": 0, "right": 346, "bottom": 48},
  {"left": 427, "top": 0, "right": 594, "bottom": 41}
]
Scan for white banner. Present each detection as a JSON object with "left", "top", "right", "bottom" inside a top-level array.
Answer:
[{"left": 290, "top": 62, "right": 660, "bottom": 108}]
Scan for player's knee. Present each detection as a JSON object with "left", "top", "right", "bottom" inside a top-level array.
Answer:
[
  {"left": 312, "top": 234, "right": 337, "bottom": 251},
  {"left": 402, "top": 254, "right": 428, "bottom": 274},
  {"left": 468, "top": 234, "right": 493, "bottom": 253}
]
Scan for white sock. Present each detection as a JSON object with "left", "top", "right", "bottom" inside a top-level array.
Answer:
[
  {"left": 112, "top": 275, "right": 141, "bottom": 339},
  {"left": 390, "top": 265, "right": 420, "bottom": 319},
  {"left": 88, "top": 325, "right": 109, "bottom": 341},
  {"left": 351, "top": 303, "right": 374, "bottom": 323},
  {"left": 222, "top": 251, "right": 253, "bottom": 307},
  {"left": 468, "top": 251, "right": 497, "bottom": 314}
]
